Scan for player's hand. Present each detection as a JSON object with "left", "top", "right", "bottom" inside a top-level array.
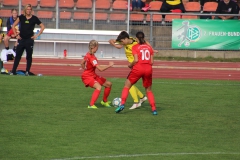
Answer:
[
  {"left": 31, "top": 35, "right": 38, "bottom": 40},
  {"left": 153, "top": 50, "right": 158, "bottom": 53},
  {"left": 109, "top": 61, "right": 114, "bottom": 66},
  {"left": 16, "top": 35, "right": 21, "bottom": 40}
]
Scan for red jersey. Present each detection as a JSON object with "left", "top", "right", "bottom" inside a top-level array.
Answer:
[
  {"left": 132, "top": 43, "right": 154, "bottom": 66},
  {"left": 81, "top": 52, "right": 98, "bottom": 78}
]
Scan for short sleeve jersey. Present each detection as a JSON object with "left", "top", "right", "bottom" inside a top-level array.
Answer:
[
  {"left": 132, "top": 43, "right": 154, "bottom": 65},
  {"left": 82, "top": 52, "right": 98, "bottom": 77},
  {"left": 124, "top": 37, "right": 138, "bottom": 63},
  {"left": 19, "top": 14, "right": 41, "bottom": 39}
]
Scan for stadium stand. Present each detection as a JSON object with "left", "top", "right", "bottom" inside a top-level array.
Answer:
[
  {"left": 146, "top": 14, "right": 162, "bottom": 22},
  {"left": 203, "top": 1, "right": 218, "bottom": 12},
  {"left": 165, "top": 14, "right": 182, "bottom": 22},
  {"left": 182, "top": 2, "right": 201, "bottom": 19},
  {"left": 22, "top": 0, "right": 38, "bottom": 7},
  {"left": 96, "top": 0, "right": 111, "bottom": 10},
  {"left": 2, "top": 0, "right": 19, "bottom": 7},
  {"left": 37, "top": 11, "right": 54, "bottom": 19},
  {"left": 59, "top": 0, "right": 74, "bottom": 9},
  {"left": 60, "top": 11, "right": 72, "bottom": 19},
  {"left": 112, "top": 0, "right": 127, "bottom": 10},
  {"left": 95, "top": 13, "right": 108, "bottom": 21},
  {"left": 130, "top": 14, "right": 144, "bottom": 21},
  {"left": 76, "top": 0, "right": 92, "bottom": 9},
  {"left": 148, "top": 1, "right": 163, "bottom": 11},
  {"left": 39, "top": 0, "right": 56, "bottom": 8},
  {"left": 73, "top": 12, "right": 90, "bottom": 20},
  {"left": 109, "top": 13, "right": 126, "bottom": 21},
  {"left": 0, "top": 9, "right": 12, "bottom": 17}
]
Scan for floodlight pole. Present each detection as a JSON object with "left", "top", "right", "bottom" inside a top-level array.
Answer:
[
  {"left": 93, "top": 0, "right": 96, "bottom": 30},
  {"left": 127, "top": 0, "right": 130, "bottom": 33},
  {"left": 56, "top": 0, "right": 59, "bottom": 29}
]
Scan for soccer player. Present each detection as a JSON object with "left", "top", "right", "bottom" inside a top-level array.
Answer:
[
  {"left": 109, "top": 31, "right": 148, "bottom": 110},
  {"left": 10, "top": 4, "right": 45, "bottom": 76},
  {"left": 115, "top": 31, "right": 157, "bottom": 115},
  {"left": 81, "top": 40, "right": 114, "bottom": 109}
]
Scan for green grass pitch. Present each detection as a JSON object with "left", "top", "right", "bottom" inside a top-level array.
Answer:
[{"left": 0, "top": 75, "right": 240, "bottom": 160}]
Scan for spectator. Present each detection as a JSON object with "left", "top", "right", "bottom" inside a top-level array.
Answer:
[
  {"left": 159, "top": 0, "right": 186, "bottom": 24},
  {"left": 132, "top": 0, "right": 146, "bottom": 11},
  {"left": 4, "top": 9, "right": 19, "bottom": 52},
  {"left": 214, "top": 0, "right": 239, "bottom": 19},
  {"left": 10, "top": 4, "right": 45, "bottom": 76}
]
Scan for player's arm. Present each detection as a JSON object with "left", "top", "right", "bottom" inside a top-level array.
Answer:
[
  {"left": 108, "top": 39, "right": 123, "bottom": 49},
  {"left": 145, "top": 41, "right": 158, "bottom": 53},
  {"left": 80, "top": 59, "right": 86, "bottom": 69},
  {"left": 32, "top": 23, "right": 45, "bottom": 40},
  {"left": 96, "top": 61, "right": 114, "bottom": 72},
  {"left": 129, "top": 54, "right": 138, "bottom": 68}
]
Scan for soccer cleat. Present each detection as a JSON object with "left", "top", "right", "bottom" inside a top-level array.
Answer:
[
  {"left": 115, "top": 105, "right": 124, "bottom": 113},
  {"left": 152, "top": 110, "right": 158, "bottom": 115},
  {"left": 138, "top": 96, "right": 148, "bottom": 106},
  {"left": 88, "top": 105, "right": 98, "bottom": 109},
  {"left": 129, "top": 103, "right": 140, "bottom": 110},
  {"left": 100, "top": 100, "right": 111, "bottom": 107}
]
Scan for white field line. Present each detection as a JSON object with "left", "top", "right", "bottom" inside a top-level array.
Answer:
[
  {"left": 51, "top": 152, "right": 240, "bottom": 160},
  {"left": 6, "top": 62, "right": 240, "bottom": 71}
]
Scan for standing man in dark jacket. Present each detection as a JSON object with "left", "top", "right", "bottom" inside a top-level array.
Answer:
[
  {"left": 10, "top": 4, "right": 45, "bottom": 75},
  {"left": 215, "top": 0, "right": 239, "bottom": 19}
]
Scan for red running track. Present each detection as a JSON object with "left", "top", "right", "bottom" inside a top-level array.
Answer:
[{"left": 3, "top": 58, "right": 240, "bottom": 81}]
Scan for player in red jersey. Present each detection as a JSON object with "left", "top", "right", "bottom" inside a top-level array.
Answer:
[
  {"left": 81, "top": 40, "right": 114, "bottom": 109},
  {"left": 115, "top": 32, "right": 157, "bottom": 115}
]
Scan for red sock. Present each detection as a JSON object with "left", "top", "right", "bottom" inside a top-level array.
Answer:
[
  {"left": 90, "top": 89, "right": 101, "bottom": 106},
  {"left": 103, "top": 87, "right": 111, "bottom": 102},
  {"left": 147, "top": 91, "right": 156, "bottom": 111},
  {"left": 121, "top": 87, "right": 129, "bottom": 105}
]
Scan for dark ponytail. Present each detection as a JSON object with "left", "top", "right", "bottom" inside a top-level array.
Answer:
[{"left": 136, "top": 31, "right": 145, "bottom": 44}]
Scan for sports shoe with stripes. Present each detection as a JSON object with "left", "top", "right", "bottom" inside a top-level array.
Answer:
[
  {"left": 100, "top": 100, "right": 111, "bottom": 107},
  {"left": 88, "top": 105, "right": 98, "bottom": 109},
  {"left": 115, "top": 105, "right": 124, "bottom": 113}
]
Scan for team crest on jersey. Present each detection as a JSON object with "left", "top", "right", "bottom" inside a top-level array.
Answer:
[{"left": 93, "top": 60, "right": 97, "bottom": 65}]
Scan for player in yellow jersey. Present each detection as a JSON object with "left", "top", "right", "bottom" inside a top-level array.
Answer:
[{"left": 109, "top": 31, "right": 157, "bottom": 110}]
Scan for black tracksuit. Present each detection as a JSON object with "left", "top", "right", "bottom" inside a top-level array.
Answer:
[{"left": 11, "top": 14, "right": 41, "bottom": 74}]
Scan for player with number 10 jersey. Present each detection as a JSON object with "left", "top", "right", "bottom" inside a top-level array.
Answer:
[{"left": 129, "top": 43, "right": 154, "bottom": 87}]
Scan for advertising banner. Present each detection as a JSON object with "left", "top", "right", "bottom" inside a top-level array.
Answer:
[{"left": 172, "top": 20, "right": 240, "bottom": 50}]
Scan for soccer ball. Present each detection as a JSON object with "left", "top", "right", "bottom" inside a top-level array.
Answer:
[{"left": 112, "top": 97, "right": 121, "bottom": 107}]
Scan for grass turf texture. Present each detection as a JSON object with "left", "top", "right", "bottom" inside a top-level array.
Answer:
[{"left": 0, "top": 75, "right": 240, "bottom": 160}]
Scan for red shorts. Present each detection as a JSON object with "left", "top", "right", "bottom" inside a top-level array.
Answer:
[
  {"left": 128, "top": 64, "right": 152, "bottom": 88},
  {"left": 7, "top": 29, "right": 14, "bottom": 37},
  {"left": 81, "top": 75, "right": 106, "bottom": 87}
]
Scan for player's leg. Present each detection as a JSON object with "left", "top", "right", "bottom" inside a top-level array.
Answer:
[
  {"left": 13, "top": 41, "right": 18, "bottom": 52},
  {"left": 101, "top": 78, "right": 112, "bottom": 107},
  {"left": 134, "top": 85, "right": 148, "bottom": 107},
  {"left": 11, "top": 40, "right": 25, "bottom": 75},
  {"left": 89, "top": 82, "right": 102, "bottom": 109},
  {"left": 129, "top": 85, "right": 140, "bottom": 109},
  {"left": 25, "top": 39, "right": 34, "bottom": 75},
  {"left": 3, "top": 35, "right": 11, "bottom": 50},
  {"left": 143, "top": 68, "right": 157, "bottom": 115},
  {"left": 146, "top": 87, "right": 157, "bottom": 115},
  {"left": 115, "top": 79, "right": 132, "bottom": 113}
]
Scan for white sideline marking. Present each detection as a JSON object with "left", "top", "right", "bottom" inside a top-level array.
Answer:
[
  {"left": 155, "top": 81, "right": 240, "bottom": 86},
  {"left": 51, "top": 152, "right": 240, "bottom": 160}
]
